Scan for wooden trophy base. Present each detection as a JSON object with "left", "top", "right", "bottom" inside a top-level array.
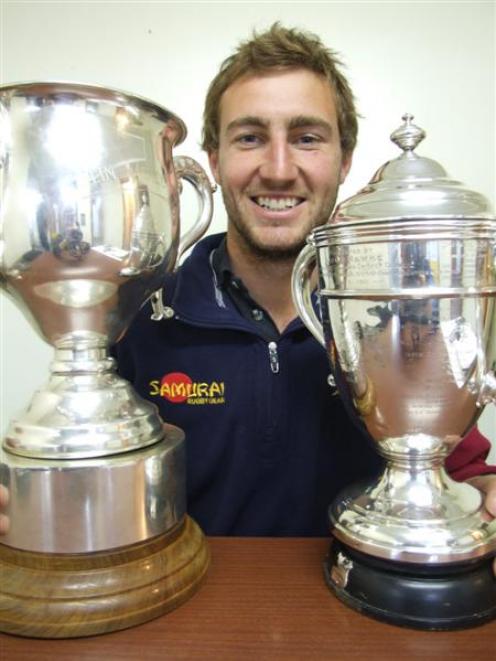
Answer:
[{"left": 0, "top": 515, "right": 209, "bottom": 638}]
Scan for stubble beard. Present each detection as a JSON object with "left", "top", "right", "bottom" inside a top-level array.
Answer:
[{"left": 223, "top": 192, "right": 337, "bottom": 263}]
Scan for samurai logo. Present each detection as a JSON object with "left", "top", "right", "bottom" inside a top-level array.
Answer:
[{"left": 149, "top": 372, "right": 225, "bottom": 405}]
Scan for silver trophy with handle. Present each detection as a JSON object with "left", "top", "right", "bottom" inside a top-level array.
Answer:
[
  {"left": 0, "top": 82, "right": 214, "bottom": 638},
  {"left": 292, "top": 115, "right": 496, "bottom": 629}
]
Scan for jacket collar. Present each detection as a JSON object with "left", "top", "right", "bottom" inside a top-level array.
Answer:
[
  {"left": 169, "top": 233, "right": 249, "bottom": 328},
  {"left": 168, "top": 232, "right": 307, "bottom": 334}
]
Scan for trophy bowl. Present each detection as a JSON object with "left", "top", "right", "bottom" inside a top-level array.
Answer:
[
  {"left": 0, "top": 82, "right": 213, "bottom": 637},
  {"left": 292, "top": 115, "right": 496, "bottom": 630}
]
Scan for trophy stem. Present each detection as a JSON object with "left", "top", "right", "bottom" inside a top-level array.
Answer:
[
  {"left": 3, "top": 331, "right": 165, "bottom": 460},
  {"left": 330, "top": 446, "right": 494, "bottom": 564},
  {"left": 50, "top": 331, "right": 116, "bottom": 375}
]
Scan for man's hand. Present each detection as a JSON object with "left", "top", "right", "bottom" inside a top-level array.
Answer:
[
  {"left": 467, "top": 475, "right": 496, "bottom": 575},
  {"left": 0, "top": 485, "right": 9, "bottom": 534},
  {"left": 468, "top": 474, "right": 496, "bottom": 516}
]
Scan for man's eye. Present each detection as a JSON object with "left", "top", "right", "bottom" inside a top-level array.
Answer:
[
  {"left": 235, "top": 134, "right": 262, "bottom": 147},
  {"left": 296, "top": 134, "right": 321, "bottom": 146}
]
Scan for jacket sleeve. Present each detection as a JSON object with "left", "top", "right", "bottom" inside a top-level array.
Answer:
[{"left": 446, "top": 426, "right": 496, "bottom": 481}]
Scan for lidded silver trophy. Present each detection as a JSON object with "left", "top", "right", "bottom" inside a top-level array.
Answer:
[
  {"left": 293, "top": 115, "right": 496, "bottom": 629},
  {"left": 0, "top": 82, "right": 214, "bottom": 637}
]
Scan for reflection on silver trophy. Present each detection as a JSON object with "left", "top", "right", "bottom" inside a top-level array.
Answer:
[
  {"left": 0, "top": 82, "right": 213, "bottom": 637},
  {"left": 293, "top": 115, "right": 496, "bottom": 629}
]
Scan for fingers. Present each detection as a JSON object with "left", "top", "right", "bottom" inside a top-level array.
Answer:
[
  {"left": 467, "top": 475, "right": 496, "bottom": 517},
  {"left": 0, "top": 484, "right": 9, "bottom": 507},
  {"left": 0, "top": 484, "right": 10, "bottom": 534}
]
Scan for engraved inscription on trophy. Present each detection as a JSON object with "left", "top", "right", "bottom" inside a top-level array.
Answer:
[{"left": 87, "top": 166, "right": 118, "bottom": 184}]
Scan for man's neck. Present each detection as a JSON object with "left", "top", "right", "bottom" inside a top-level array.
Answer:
[{"left": 226, "top": 234, "right": 298, "bottom": 334}]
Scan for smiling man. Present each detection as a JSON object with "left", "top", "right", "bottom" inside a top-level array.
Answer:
[
  {"left": 210, "top": 68, "right": 350, "bottom": 259},
  {"left": 207, "top": 67, "right": 351, "bottom": 336},
  {"left": 114, "top": 23, "right": 496, "bottom": 537}
]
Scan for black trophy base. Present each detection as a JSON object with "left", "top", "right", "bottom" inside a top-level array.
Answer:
[{"left": 324, "top": 538, "right": 496, "bottom": 630}]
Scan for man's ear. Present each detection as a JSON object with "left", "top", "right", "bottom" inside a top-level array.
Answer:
[
  {"left": 339, "top": 152, "right": 353, "bottom": 185},
  {"left": 208, "top": 150, "right": 221, "bottom": 185}
]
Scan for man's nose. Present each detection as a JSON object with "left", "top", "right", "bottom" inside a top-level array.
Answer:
[{"left": 259, "top": 140, "right": 298, "bottom": 183}]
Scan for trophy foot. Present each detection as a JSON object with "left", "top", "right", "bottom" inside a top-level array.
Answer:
[
  {"left": 0, "top": 516, "right": 209, "bottom": 639},
  {"left": 324, "top": 538, "right": 496, "bottom": 630}
]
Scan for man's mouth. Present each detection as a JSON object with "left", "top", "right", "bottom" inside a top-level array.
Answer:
[{"left": 252, "top": 196, "right": 304, "bottom": 211}]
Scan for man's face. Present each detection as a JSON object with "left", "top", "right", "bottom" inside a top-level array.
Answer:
[{"left": 208, "top": 68, "right": 352, "bottom": 260}]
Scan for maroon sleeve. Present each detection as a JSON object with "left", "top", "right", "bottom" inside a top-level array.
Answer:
[{"left": 446, "top": 426, "right": 496, "bottom": 481}]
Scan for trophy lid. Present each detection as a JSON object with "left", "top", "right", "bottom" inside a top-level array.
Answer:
[{"left": 332, "top": 114, "right": 493, "bottom": 223}]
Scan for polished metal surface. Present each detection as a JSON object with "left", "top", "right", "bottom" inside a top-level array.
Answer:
[
  {"left": 0, "top": 81, "right": 186, "bottom": 348},
  {"left": 292, "top": 116, "right": 496, "bottom": 563},
  {"left": 333, "top": 114, "right": 493, "bottom": 223},
  {"left": 329, "top": 467, "right": 490, "bottom": 563},
  {"left": 4, "top": 337, "right": 165, "bottom": 459},
  {"left": 0, "top": 425, "right": 185, "bottom": 553},
  {"left": 0, "top": 81, "right": 214, "bottom": 459}
]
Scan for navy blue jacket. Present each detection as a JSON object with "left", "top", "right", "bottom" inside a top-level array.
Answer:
[
  {"left": 115, "top": 233, "right": 494, "bottom": 536},
  {"left": 115, "top": 233, "right": 384, "bottom": 536}
]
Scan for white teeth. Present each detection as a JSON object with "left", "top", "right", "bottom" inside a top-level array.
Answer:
[{"left": 255, "top": 196, "right": 301, "bottom": 211}]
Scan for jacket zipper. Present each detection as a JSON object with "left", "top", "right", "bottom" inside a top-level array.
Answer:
[{"left": 268, "top": 341, "right": 280, "bottom": 374}]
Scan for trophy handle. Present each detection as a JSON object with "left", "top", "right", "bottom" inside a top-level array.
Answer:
[
  {"left": 480, "top": 372, "right": 496, "bottom": 405},
  {"left": 174, "top": 155, "right": 215, "bottom": 261},
  {"left": 292, "top": 243, "right": 325, "bottom": 347},
  {"left": 150, "top": 156, "right": 214, "bottom": 321},
  {"left": 479, "top": 300, "right": 496, "bottom": 404}
]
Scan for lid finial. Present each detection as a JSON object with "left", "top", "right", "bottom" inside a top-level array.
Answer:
[{"left": 390, "top": 113, "right": 426, "bottom": 152}]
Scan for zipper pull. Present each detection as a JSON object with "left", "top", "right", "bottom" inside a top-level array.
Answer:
[{"left": 268, "top": 341, "right": 280, "bottom": 374}]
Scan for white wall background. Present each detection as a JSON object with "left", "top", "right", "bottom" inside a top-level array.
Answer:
[{"left": 1, "top": 0, "right": 495, "bottom": 455}]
